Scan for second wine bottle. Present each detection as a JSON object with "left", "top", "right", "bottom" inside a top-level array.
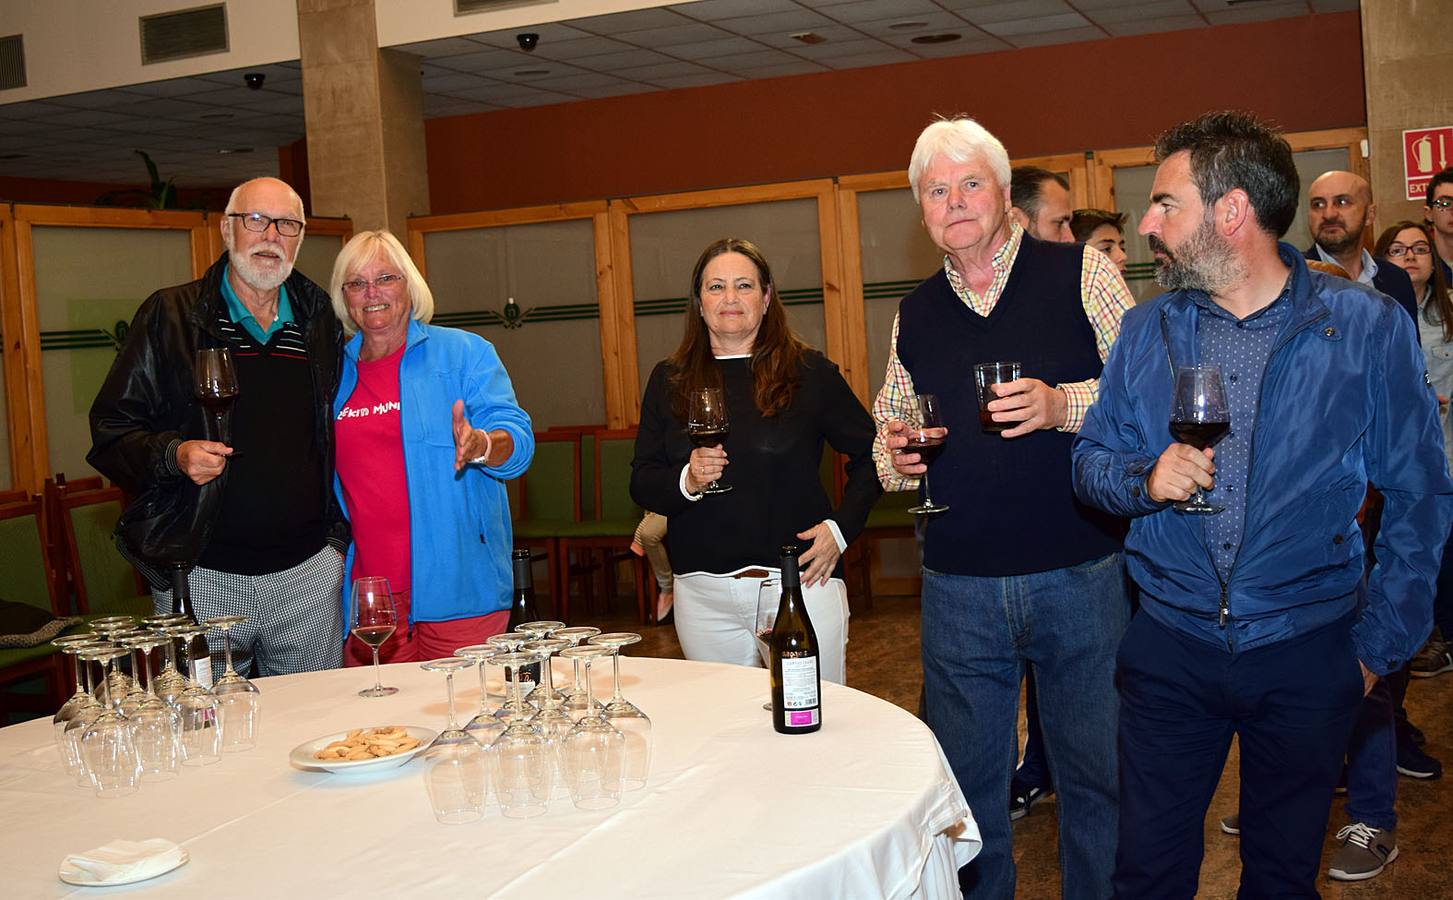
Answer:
[{"left": 769, "top": 544, "right": 821, "bottom": 735}]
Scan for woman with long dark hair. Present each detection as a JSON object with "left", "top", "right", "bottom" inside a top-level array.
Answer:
[{"left": 630, "top": 238, "right": 881, "bottom": 683}]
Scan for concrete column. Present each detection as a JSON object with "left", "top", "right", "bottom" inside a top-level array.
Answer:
[
  {"left": 296, "top": 0, "right": 429, "bottom": 235},
  {"left": 1361, "top": 0, "right": 1453, "bottom": 225}
]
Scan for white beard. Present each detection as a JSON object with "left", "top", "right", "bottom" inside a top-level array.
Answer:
[{"left": 229, "top": 240, "right": 294, "bottom": 292}]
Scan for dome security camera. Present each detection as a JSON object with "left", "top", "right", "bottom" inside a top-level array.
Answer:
[
  {"left": 244, "top": 72, "right": 266, "bottom": 90},
  {"left": 516, "top": 33, "right": 539, "bottom": 52}
]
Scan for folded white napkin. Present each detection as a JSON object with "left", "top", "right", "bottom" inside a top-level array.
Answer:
[{"left": 61, "top": 838, "right": 187, "bottom": 885}]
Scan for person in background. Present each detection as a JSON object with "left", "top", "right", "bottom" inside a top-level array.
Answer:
[
  {"left": 1072, "top": 208, "right": 1130, "bottom": 278},
  {"left": 89, "top": 176, "right": 346, "bottom": 677},
  {"left": 630, "top": 237, "right": 881, "bottom": 686},
  {"left": 1306, "top": 170, "right": 1419, "bottom": 329},
  {"left": 877, "top": 117, "right": 1132, "bottom": 898},
  {"left": 1009, "top": 166, "right": 1074, "bottom": 242},
  {"left": 1424, "top": 168, "right": 1453, "bottom": 281},
  {"left": 330, "top": 230, "right": 533, "bottom": 664},
  {"left": 1074, "top": 110, "right": 1452, "bottom": 897},
  {"left": 630, "top": 511, "right": 674, "bottom": 622},
  {"left": 1376, "top": 220, "right": 1453, "bottom": 681}
]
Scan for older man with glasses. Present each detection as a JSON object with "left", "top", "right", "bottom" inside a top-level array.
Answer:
[{"left": 89, "top": 176, "right": 348, "bottom": 679}]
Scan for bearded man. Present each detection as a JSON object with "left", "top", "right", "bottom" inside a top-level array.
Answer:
[
  {"left": 1072, "top": 112, "right": 1453, "bottom": 898},
  {"left": 89, "top": 177, "right": 347, "bottom": 677},
  {"left": 1306, "top": 169, "right": 1418, "bottom": 328}
]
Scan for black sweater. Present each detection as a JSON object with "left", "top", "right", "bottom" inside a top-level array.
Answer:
[{"left": 630, "top": 351, "right": 882, "bottom": 576}]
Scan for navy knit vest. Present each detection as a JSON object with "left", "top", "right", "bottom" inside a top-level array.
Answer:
[{"left": 897, "top": 235, "right": 1123, "bottom": 576}]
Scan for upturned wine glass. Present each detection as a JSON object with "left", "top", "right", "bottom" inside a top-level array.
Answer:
[
  {"left": 552, "top": 626, "right": 601, "bottom": 716},
  {"left": 591, "top": 633, "right": 652, "bottom": 791},
  {"left": 489, "top": 651, "right": 553, "bottom": 818},
  {"left": 420, "top": 657, "right": 488, "bottom": 822},
  {"left": 351, "top": 576, "right": 399, "bottom": 698},
  {"left": 79, "top": 646, "right": 140, "bottom": 798},
  {"left": 522, "top": 639, "right": 573, "bottom": 740},
  {"left": 128, "top": 634, "right": 181, "bottom": 782},
  {"left": 516, "top": 621, "right": 566, "bottom": 703},
  {"left": 206, "top": 615, "right": 260, "bottom": 751},
  {"left": 486, "top": 632, "right": 535, "bottom": 721},
  {"left": 172, "top": 624, "right": 221, "bottom": 766},
  {"left": 143, "top": 614, "right": 191, "bottom": 703},
  {"left": 52, "top": 635, "right": 103, "bottom": 774},
  {"left": 454, "top": 644, "right": 504, "bottom": 745},
  {"left": 558, "top": 644, "right": 625, "bottom": 810}
]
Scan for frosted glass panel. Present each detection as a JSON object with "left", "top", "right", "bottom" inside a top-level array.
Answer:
[
  {"left": 0, "top": 358, "right": 9, "bottom": 488},
  {"left": 1112, "top": 147, "right": 1352, "bottom": 303},
  {"left": 421, "top": 219, "right": 603, "bottom": 430},
  {"left": 33, "top": 226, "right": 194, "bottom": 480},
  {"left": 293, "top": 231, "right": 346, "bottom": 289},
  {"left": 856, "top": 188, "right": 944, "bottom": 402},
  {"left": 630, "top": 199, "right": 825, "bottom": 392}
]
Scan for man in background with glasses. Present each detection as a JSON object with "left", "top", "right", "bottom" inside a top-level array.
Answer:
[
  {"left": 1425, "top": 168, "right": 1453, "bottom": 282},
  {"left": 1074, "top": 111, "right": 1452, "bottom": 898},
  {"left": 89, "top": 176, "right": 347, "bottom": 679}
]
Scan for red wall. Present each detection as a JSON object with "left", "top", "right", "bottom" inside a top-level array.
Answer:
[
  {"left": 425, "top": 11, "right": 1366, "bottom": 214},
  {"left": 0, "top": 175, "right": 231, "bottom": 209}
]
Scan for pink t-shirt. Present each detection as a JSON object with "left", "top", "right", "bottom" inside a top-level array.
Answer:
[{"left": 335, "top": 345, "right": 411, "bottom": 594}]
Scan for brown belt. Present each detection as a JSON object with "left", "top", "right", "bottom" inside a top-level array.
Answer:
[{"left": 731, "top": 569, "right": 771, "bottom": 579}]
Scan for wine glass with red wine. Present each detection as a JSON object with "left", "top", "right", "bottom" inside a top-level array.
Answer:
[
  {"left": 1169, "top": 365, "right": 1230, "bottom": 515},
  {"left": 906, "top": 393, "right": 950, "bottom": 515},
  {"left": 194, "top": 348, "right": 239, "bottom": 444},
  {"left": 687, "top": 387, "right": 732, "bottom": 495},
  {"left": 351, "top": 576, "right": 399, "bottom": 697}
]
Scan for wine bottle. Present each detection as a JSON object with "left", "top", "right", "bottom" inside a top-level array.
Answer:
[
  {"left": 170, "top": 565, "right": 214, "bottom": 690},
  {"left": 507, "top": 549, "right": 541, "bottom": 685},
  {"left": 770, "top": 545, "right": 821, "bottom": 734}
]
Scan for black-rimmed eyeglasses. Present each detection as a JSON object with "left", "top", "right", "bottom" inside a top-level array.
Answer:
[
  {"left": 1429, "top": 197, "right": 1453, "bottom": 211},
  {"left": 1386, "top": 243, "right": 1432, "bottom": 258},
  {"left": 228, "top": 211, "right": 304, "bottom": 237}
]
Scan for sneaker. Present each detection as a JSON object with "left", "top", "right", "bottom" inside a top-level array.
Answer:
[
  {"left": 1219, "top": 813, "right": 1240, "bottom": 835},
  {"left": 1411, "top": 639, "right": 1453, "bottom": 678},
  {"left": 1009, "top": 782, "right": 1051, "bottom": 821},
  {"left": 1328, "top": 823, "right": 1398, "bottom": 881},
  {"left": 1396, "top": 742, "right": 1443, "bottom": 780}
]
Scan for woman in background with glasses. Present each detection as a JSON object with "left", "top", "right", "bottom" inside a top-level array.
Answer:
[
  {"left": 1375, "top": 221, "right": 1453, "bottom": 678},
  {"left": 329, "top": 230, "right": 534, "bottom": 664},
  {"left": 629, "top": 238, "right": 881, "bottom": 683}
]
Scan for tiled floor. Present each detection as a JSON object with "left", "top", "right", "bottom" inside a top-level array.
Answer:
[{"left": 596, "top": 593, "right": 1453, "bottom": 898}]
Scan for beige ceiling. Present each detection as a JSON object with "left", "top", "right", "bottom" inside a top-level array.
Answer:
[{"left": 0, "top": 0, "right": 1356, "bottom": 187}]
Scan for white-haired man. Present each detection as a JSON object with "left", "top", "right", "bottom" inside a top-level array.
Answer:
[
  {"left": 874, "top": 118, "right": 1134, "bottom": 898},
  {"left": 90, "top": 177, "right": 347, "bottom": 677}
]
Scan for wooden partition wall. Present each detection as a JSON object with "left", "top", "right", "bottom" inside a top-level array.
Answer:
[{"left": 0, "top": 205, "right": 351, "bottom": 493}]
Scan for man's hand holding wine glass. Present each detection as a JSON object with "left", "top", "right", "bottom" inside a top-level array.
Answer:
[
  {"left": 1146, "top": 443, "right": 1217, "bottom": 504},
  {"left": 176, "top": 439, "right": 234, "bottom": 485},
  {"left": 883, "top": 418, "right": 948, "bottom": 477}
]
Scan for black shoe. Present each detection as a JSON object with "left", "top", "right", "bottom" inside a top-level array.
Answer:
[
  {"left": 1009, "top": 782, "right": 1052, "bottom": 821},
  {"left": 1396, "top": 742, "right": 1443, "bottom": 780}
]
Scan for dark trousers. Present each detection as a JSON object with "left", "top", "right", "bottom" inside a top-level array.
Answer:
[
  {"left": 1114, "top": 611, "right": 1364, "bottom": 899},
  {"left": 1436, "top": 527, "right": 1453, "bottom": 636}
]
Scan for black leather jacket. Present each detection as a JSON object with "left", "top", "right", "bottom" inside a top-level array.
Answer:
[{"left": 87, "top": 253, "right": 347, "bottom": 569}]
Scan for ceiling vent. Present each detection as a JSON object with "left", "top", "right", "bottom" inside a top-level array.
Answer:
[
  {"left": 140, "top": 4, "right": 229, "bottom": 65},
  {"left": 0, "top": 34, "right": 25, "bottom": 90}
]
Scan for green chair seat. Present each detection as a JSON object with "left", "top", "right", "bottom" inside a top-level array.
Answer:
[
  {"left": 513, "top": 518, "right": 601, "bottom": 540},
  {"left": 864, "top": 490, "right": 918, "bottom": 531}
]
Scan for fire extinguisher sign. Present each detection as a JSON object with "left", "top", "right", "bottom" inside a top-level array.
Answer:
[{"left": 1405, "top": 126, "right": 1453, "bottom": 200}]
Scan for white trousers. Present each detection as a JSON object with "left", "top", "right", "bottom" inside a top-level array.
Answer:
[{"left": 672, "top": 571, "right": 849, "bottom": 684}]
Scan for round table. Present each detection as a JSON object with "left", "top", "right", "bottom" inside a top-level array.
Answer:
[{"left": 0, "top": 657, "right": 979, "bottom": 898}]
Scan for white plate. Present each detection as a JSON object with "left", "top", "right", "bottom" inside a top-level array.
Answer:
[
  {"left": 289, "top": 725, "right": 436, "bottom": 775},
  {"left": 59, "top": 848, "right": 189, "bottom": 886}
]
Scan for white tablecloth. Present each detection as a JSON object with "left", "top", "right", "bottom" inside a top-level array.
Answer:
[{"left": 0, "top": 657, "right": 979, "bottom": 898}]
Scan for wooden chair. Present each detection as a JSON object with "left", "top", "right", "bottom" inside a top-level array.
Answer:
[
  {"left": 512, "top": 431, "right": 594, "bottom": 617},
  {"left": 56, "top": 486, "right": 153, "bottom": 618},
  {"left": 0, "top": 498, "right": 72, "bottom": 717},
  {"left": 850, "top": 490, "right": 921, "bottom": 608},
  {"left": 0, "top": 488, "right": 30, "bottom": 506},
  {"left": 558, "top": 428, "right": 655, "bottom": 624}
]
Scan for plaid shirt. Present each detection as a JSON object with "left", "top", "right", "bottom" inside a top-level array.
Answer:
[{"left": 871, "top": 224, "right": 1133, "bottom": 491}]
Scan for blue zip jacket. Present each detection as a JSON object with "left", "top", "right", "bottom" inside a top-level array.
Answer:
[
  {"left": 333, "top": 318, "right": 534, "bottom": 631},
  {"left": 1074, "top": 245, "right": 1452, "bottom": 675}
]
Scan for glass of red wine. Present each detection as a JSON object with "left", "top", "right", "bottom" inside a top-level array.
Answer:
[
  {"left": 906, "top": 393, "right": 950, "bottom": 515},
  {"left": 194, "top": 347, "right": 239, "bottom": 445},
  {"left": 1169, "top": 365, "right": 1230, "bottom": 515},
  {"left": 687, "top": 387, "right": 732, "bottom": 495},
  {"left": 351, "top": 576, "right": 399, "bottom": 697}
]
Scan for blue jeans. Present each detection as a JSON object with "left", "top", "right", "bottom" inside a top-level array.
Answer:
[
  {"left": 1344, "top": 675, "right": 1397, "bottom": 830},
  {"left": 921, "top": 553, "right": 1129, "bottom": 900}
]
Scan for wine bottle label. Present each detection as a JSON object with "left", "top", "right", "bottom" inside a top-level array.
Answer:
[
  {"left": 191, "top": 658, "right": 214, "bottom": 690},
  {"left": 780, "top": 656, "right": 819, "bottom": 721}
]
